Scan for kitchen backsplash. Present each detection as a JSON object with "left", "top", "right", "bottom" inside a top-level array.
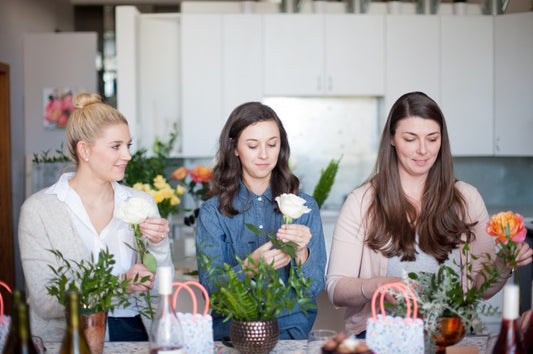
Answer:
[{"left": 454, "top": 157, "right": 533, "bottom": 215}]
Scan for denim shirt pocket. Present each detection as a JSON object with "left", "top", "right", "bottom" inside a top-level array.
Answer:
[{"left": 224, "top": 239, "right": 258, "bottom": 261}]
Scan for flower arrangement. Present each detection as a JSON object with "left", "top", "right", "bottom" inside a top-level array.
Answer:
[
  {"left": 388, "top": 243, "right": 501, "bottom": 351},
  {"left": 171, "top": 165, "right": 213, "bottom": 226},
  {"left": 44, "top": 89, "right": 75, "bottom": 129},
  {"left": 486, "top": 210, "right": 527, "bottom": 310},
  {"left": 133, "top": 175, "right": 185, "bottom": 219},
  {"left": 246, "top": 193, "right": 311, "bottom": 258},
  {"left": 116, "top": 197, "right": 160, "bottom": 319},
  {"left": 46, "top": 248, "right": 131, "bottom": 315},
  {"left": 312, "top": 156, "right": 342, "bottom": 210}
]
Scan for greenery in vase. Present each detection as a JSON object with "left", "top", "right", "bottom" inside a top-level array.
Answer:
[
  {"left": 197, "top": 247, "right": 315, "bottom": 322},
  {"left": 32, "top": 143, "right": 70, "bottom": 164},
  {"left": 312, "top": 156, "right": 342, "bottom": 210},
  {"left": 387, "top": 243, "right": 501, "bottom": 350},
  {"left": 46, "top": 248, "right": 132, "bottom": 315}
]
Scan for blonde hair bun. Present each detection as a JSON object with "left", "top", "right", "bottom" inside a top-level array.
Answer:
[{"left": 73, "top": 93, "right": 102, "bottom": 109}]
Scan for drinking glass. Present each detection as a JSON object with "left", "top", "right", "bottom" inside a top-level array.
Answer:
[{"left": 306, "top": 329, "right": 337, "bottom": 354}]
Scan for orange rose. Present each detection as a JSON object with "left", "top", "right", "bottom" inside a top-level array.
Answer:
[
  {"left": 190, "top": 165, "right": 212, "bottom": 183},
  {"left": 486, "top": 211, "right": 527, "bottom": 245},
  {"left": 171, "top": 166, "right": 189, "bottom": 181}
]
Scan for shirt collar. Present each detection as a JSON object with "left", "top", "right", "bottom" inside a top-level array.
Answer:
[{"left": 237, "top": 180, "right": 274, "bottom": 203}]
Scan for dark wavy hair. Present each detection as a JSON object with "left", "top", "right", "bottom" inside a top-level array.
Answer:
[
  {"left": 365, "top": 92, "right": 475, "bottom": 263},
  {"left": 210, "top": 102, "right": 299, "bottom": 217}
]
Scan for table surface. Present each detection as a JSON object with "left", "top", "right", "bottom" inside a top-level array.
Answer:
[{"left": 44, "top": 335, "right": 489, "bottom": 353}]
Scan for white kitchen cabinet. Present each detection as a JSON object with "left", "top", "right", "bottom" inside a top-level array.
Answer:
[
  {"left": 385, "top": 16, "right": 440, "bottom": 114},
  {"left": 181, "top": 14, "right": 223, "bottom": 156},
  {"left": 440, "top": 16, "right": 493, "bottom": 156},
  {"left": 181, "top": 14, "right": 263, "bottom": 156},
  {"left": 263, "top": 14, "right": 385, "bottom": 96},
  {"left": 222, "top": 15, "right": 263, "bottom": 119},
  {"left": 494, "top": 12, "right": 533, "bottom": 156}
]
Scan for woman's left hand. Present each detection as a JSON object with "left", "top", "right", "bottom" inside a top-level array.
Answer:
[
  {"left": 516, "top": 241, "right": 533, "bottom": 268},
  {"left": 139, "top": 217, "right": 170, "bottom": 244},
  {"left": 277, "top": 224, "right": 311, "bottom": 264}
]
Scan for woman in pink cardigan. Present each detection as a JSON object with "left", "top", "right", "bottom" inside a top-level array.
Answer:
[{"left": 325, "top": 92, "right": 533, "bottom": 337}]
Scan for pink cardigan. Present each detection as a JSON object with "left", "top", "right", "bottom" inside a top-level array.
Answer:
[{"left": 325, "top": 181, "right": 496, "bottom": 335}]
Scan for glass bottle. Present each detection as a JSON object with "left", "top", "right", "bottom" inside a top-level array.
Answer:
[
  {"left": 149, "top": 266, "right": 184, "bottom": 354},
  {"left": 59, "top": 292, "right": 90, "bottom": 354},
  {"left": 3, "top": 291, "right": 37, "bottom": 354},
  {"left": 492, "top": 285, "right": 526, "bottom": 354}
]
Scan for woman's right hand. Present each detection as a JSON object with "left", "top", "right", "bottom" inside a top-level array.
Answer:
[
  {"left": 123, "top": 263, "right": 155, "bottom": 294},
  {"left": 244, "top": 241, "right": 291, "bottom": 275}
]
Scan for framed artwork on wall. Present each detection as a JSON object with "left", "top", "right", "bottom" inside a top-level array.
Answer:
[{"left": 42, "top": 87, "right": 75, "bottom": 130}]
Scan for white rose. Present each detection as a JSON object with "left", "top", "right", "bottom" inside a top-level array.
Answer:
[
  {"left": 275, "top": 193, "right": 311, "bottom": 221},
  {"left": 117, "top": 197, "right": 158, "bottom": 225}
]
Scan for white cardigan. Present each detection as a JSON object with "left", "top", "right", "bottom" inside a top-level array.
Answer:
[{"left": 18, "top": 183, "right": 173, "bottom": 341}]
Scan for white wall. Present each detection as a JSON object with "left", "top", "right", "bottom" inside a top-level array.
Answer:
[{"left": 0, "top": 0, "right": 74, "bottom": 288}]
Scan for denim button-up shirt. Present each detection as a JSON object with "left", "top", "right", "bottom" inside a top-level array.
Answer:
[{"left": 196, "top": 182, "right": 327, "bottom": 340}]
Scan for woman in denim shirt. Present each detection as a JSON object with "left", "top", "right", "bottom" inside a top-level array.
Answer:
[{"left": 195, "top": 101, "right": 327, "bottom": 340}]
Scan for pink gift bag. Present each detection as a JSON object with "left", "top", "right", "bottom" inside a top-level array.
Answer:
[
  {"left": 366, "top": 281, "right": 425, "bottom": 354},
  {"left": 172, "top": 280, "right": 214, "bottom": 354},
  {"left": 0, "top": 281, "right": 12, "bottom": 352}
]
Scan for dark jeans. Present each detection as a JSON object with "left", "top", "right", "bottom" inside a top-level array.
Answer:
[{"left": 108, "top": 315, "right": 148, "bottom": 342}]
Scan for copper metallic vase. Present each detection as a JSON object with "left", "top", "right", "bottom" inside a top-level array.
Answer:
[
  {"left": 434, "top": 317, "right": 466, "bottom": 354},
  {"left": 81, "top": 311, "right": 108, "bottom": 354},
  {"left": 230, "top": 319, "right": 280, "bottom": 354}
]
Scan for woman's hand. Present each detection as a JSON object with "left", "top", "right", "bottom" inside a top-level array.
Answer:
[
  {"left": 124, "top": 263, "right": 155, "bottom": 294},
  {"left": 138, "top": 217, "right": 170, "bottom": 244},
  {"left": 277, "top": 224, "right": 312, "bottom": 264},
  {"left": 244, "top": 241, "right": 291, "bottom": 275},
  {"left": 515, "top": 241, "right": 533, "bottom": 268}
]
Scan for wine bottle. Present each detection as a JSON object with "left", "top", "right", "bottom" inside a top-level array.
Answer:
[
  {"left": 149, "top": 267, "right": 184, "bottom": 354},
  {"left": 59, "top": 292, "right": 90, "bottom": 354},
  {"left": 492, "top": 285, "right": 526, "bottom": 354},
  {"left": 2, "top": 291, "right": 37, "bottom": 354}
]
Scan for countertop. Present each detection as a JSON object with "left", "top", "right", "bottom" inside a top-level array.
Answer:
[{"left": 44, "top": 336, "right": 490, "bottom": 353}]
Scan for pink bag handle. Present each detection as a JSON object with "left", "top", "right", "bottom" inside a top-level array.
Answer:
[
  {"left": 0, "top": 281, "right": 12, "bottom": 325},
  {"left": 370, "top": 281, "right": 418, "bottom": 321},
  {"left": 172, "top": 281, "right": 210, "bottom": 322}
]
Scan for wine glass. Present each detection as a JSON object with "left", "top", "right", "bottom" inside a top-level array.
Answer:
[{"left": 306, "top": 329, "right": 337, "bottom": 354}]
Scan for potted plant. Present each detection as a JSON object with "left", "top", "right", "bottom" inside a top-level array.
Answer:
[
  {"left": 197, "top": 248, "right": 315, "bottom": 354},
  {"left": 46, "top": 248, "right": 134, "bottom": 354},
  {"left": 388, "top": 244, "right": 501, "bottom": 353}
]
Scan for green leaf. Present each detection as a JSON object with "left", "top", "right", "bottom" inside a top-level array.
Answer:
[{"left": 143, "top": 253, "right": 157, "bottom": 273}]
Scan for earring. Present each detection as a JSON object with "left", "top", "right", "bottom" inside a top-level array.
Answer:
[{"left": 85, "top": 157, "right": 89, "bottom": 162}]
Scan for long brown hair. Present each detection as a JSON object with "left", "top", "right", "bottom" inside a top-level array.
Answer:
[
  {"left": 210, "top": 102, "right": 299, "bottom": 217},
  {"left": 365, "top": 92, "right": 475, "bottom": 263}
]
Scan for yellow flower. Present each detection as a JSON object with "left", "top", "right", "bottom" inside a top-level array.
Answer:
[
  {"left": 133, "top": 183, "right": 145, "bottom": 191},
  {"left": 160, "top": 188, "right": 174, "bottom": 199},
  {"left": 153, "top": 175, "right": 171, "bottom": 191},
  {"left": 176, "top": 185, "right": 186, "bottom": 195},
  {"left": 170, "top": 196, "right": 180, "bottom": 206}
]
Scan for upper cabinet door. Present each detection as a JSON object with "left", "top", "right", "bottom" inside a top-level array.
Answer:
[
  {"left": 222, "top": 15, "right": 263, "bottom": 119},
  {"left": 325, "top": 15, "right": 385, "bottom": 96},
  {"left": 181, "top": 14, "right": 223, "bottom": 156},
  {"left": 263, "top": 15, "right": 324, "bottom": 96},
  {"left": 494, "top": 13, "right": 533, "bottom": 156},
  {"left": 385, "top": 16, "right": 440, "bottom": 113},
  {"left": 440, "top": 16, "right": 494, "bottom": 156}
]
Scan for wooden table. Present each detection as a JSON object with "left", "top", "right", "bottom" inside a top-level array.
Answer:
[{"left": 44, "top": 335, "right": 490, "bottom": 353}]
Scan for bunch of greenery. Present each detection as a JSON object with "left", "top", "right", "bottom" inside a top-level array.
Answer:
[
  {"left": 312, "top": 156, "right": 342, "bottom": 209},
  {"left": 197, "top": 248, "right": 315, "bottom": 322},
  {"left": 32, "top": 143, "right": 70, "bottom": 164},
  {"left": 46, "top": 248, "right": 133, "bottom": 315},
  {"left": 122, "top": 125, "right": 178, "bottom": 186},
  {"left": 388, "top": 243, "right": 501, "bottom": 349}
]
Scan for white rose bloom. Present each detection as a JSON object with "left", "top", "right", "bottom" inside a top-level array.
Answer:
[
  {"left": 275, "top": 193, "right": 311, "bottom": 220},
  {"left": 117, "top": 197, "right": 157, "bottom": 225}
]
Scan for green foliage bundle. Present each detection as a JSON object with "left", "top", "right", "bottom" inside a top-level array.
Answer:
[
  {"left": 388, "top": 244, "right": 501, "bottom": 349},
  {"left": 122, "top": 124, "right": 178, "bottom": 186},
  {"left": 46, "top": 248, "right": 132, "bottom": 315},
  {"left": 197, "top": 249, "right": 315, "bottom": 322},
  {"left": 312, "top": 156, "right": 342, "bottom": 209},
  {"left": 32, "top": 143, "right": 70, "bottom": 164}
]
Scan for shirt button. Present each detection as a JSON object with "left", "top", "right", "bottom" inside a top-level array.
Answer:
[
  {"left": 258, "top": 197, "right": 262, "bottom": 201},
  {"left": 259, "top": 225, "right": 263, "bottom": 229}
]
